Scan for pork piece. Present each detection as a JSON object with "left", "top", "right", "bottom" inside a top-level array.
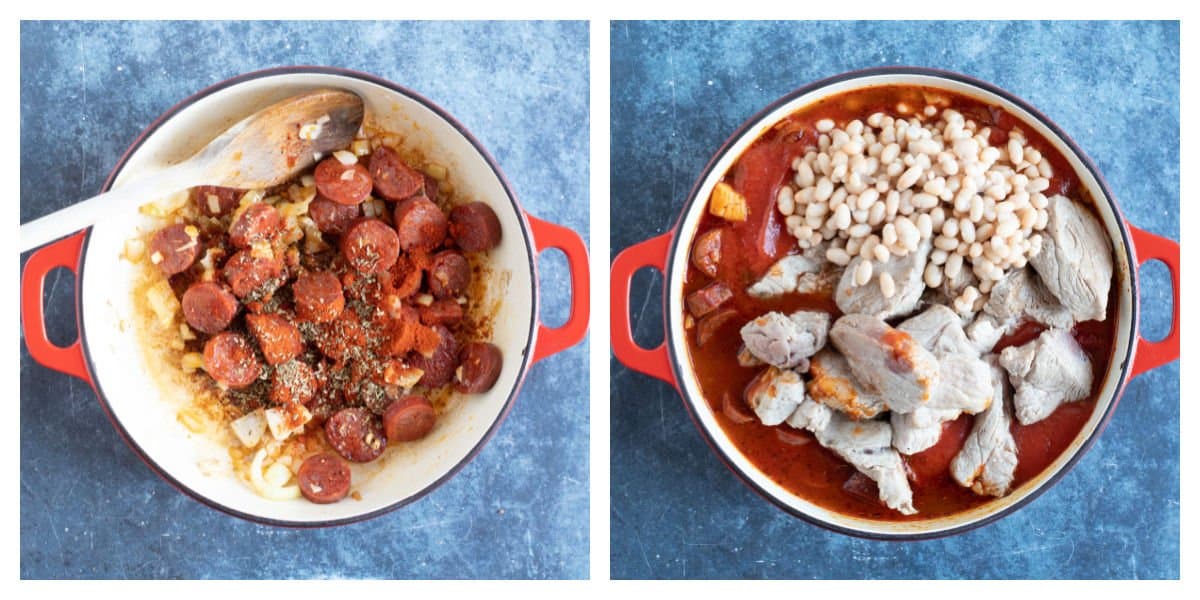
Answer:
[
  {"left": 999, "top": 328, "right": 1093, "bottom": 425},
  {"left": 966, "top": 313, "right": 1007, "bottom": 354},
  {"left": 828, "top": 314, "right": 940, "bottom": 413},
  {"left": 891, "top": 306, "right": 993, "bottom": 453},
  {"left": 805, "top": 349, "right": 886, "bottom": 419},
  {"left": 686, "top": 281, "right": 733, "bottom": 318},
  {"left": 891, "top": 407, "right": 962, "bottom": 455},
  {"left": 744, "top": 366, "right": 805, "bottom": 426},
  {"left": 951, "top": 358, "right": 1018, "bottom": 497},
  {"left": 836, "top": 239, "right": 931, "bottom": 320},
  {"left": 739, "top": 310, "right": 830, "bottom": 369},
  {"left": 746, "top": 254, "right": 825, "bottom": 298},
  {"left": 736, "top": 344, "right": 764, "bottom": 368},
  {"left": 781, "top": 395, "right": 915, "bottom": 514},
  {"left": 984, "top": 268, "right": 1075, "bottom": 330},
  {"left": 1029, "top": 195, "right": 1113, "bottom": 322}
]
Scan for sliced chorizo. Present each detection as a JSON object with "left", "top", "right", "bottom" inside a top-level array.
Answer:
[
  {"left": 408, "top": 325, "right": 459, "bottom": 389},
  {"left": 448, "top": 202, "right": 502, "bottom": 252},
  {"left": 324, "top": 407, "right": 387, "bottom": 463},
  {"left": 428, "top": 251, "right": 470, "bottom": 299},
  {"left": 293, "top": 271, "right": 344, "bottom": 323},
  {"left": 696, "top": 308, "right": 738, "bottom": 347},
  {"left": 312, "top": 310, "right": 365, "bottom": 362},
  {"left": 686, "top": 281, "right": 733, "bottom": 318},
  {"left": 691, "top": 228, "right": 723, "bottom": 278},
  {"left": 382, "top": 395, "right": 437, "bottom": 442},
  {"left": 393, "top": 196, "right": 448, "bottom": 251},
  {"left": 191, "top": 185, "right": 242, "bottom": 217},
  {"left": 297, "top": 453, "right": 352, "bottom": 504},
  {"left": 181, "top": 281, "right": 239, "bottom": 335},
  {"left": 422, "top": 174, "right": 440, "bottom": 201},
  {"left": 340, "top": 218, "right": 400, "bottom": 274},
  {"left": 454, "top": 342, "right": 503, "bottom": 394},
  {"left": 368, "top": 146, "right": 424, "bottom": 201},
  {"left": 228, "top": 203, "right": 282, "bottom": 248},
  {"left": 308, "top": 196, "right": 360, "bottom": 235},
  {"left": 314, "top": 157, "right": 372, "bottom": 206},
  {"left": 222, "top": 250, "right": 286, "bottom": 300},
  {"left": 270, "top": 360, "right": 319, "bottom": 405},
  {"left": 203, "top": 332, "right": 262, "bottom": 389},
  {"left": 149, "top": 224, "right": 202, "bottom": 275},
  {"left": 245, "top": 313, "right": 304, "bottom": 365},
  {"left": 418, "top": 298, "right": 464, "bottom": 326}
]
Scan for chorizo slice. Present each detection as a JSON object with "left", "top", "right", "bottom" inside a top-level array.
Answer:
[
  {"left": 270, "top": 360, "right": 319, "bottom": 405},
  {"left": 245, "top": 313, "right": 304, "bottom": 365},
  {"left": 690, "top": 228, "right": 723, "bottom": 278},
  {"left": 423, "top": 174, "right": 440, "bottom": 201},
  {"left": 393, "top": 196, "right": 448, "bottom": 251},
  {"left": 340, "top": 218, "right": 401, "bottom": 274},
  {"left": 324, "top": 407, "right": 387, "bottom": 463},
  {"left": 685, "top": 281, "right": 733, "bottom": 318},
  {"left": 428, "top": 251, "right": 470, "bottom": 299},
  {"left": 203, "top": 332, "right": 262, "bottom": 389},
  {"left": 454, "top": 342, "right": 503, "bottom": 394},
  {"left": 228, "top": 203, "right": 283, "bottom": 248},
  {"left": 308, "top": 196, "right": 360, "bottom": 234},
  {"left": 297, "top": 453, "right": 351, "bottom": 504},
  {"left": 312, "top": 310, "right": 365, "bottom": 362},
  {"left": 448, "top": 202, "right": 502, "bottom": 252},
  {"left": 149, "top": 224, "right": 202, "bottom": 275},
  {"left": 408, "top": 325, "right": 459, "bottom": 389},
  {"left": 181, "top": 281, "right": 239, "bottom": 335},
  {"left": 382, "top": 395, "right": 437, "bottom": 442},
  {"left": 222, "top": 250, "right": 286, "bottom": 300},
  {"left": 369, "top": 146, "right": 424, "bottom": 201},
  {"left": 418, "top": 298, "right": 464, "bottom": 326},
  {"left": 696, "top": 308, "right": 739, "bottom": 347},
  {"left": 293, "top": 271, "right": 344, "bottom": 323},
  {"left": 314, "top": 157, "right": 372, "bottom": 206},
  {"left": 191, "top": 185, "right": 242, "bottom": 217}
]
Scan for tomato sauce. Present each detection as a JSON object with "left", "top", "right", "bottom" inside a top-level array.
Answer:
[{"left": 682, "top": 85, "right": 1118, "bottom": 521}]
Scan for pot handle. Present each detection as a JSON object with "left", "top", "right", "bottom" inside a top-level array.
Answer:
[
  {"left": 610, "top": 232, "right": 677, "bottom": 388},
  {"left": 20, "top": 230, "right": 92, "bottom": 382},
  {"left": 526, "top": 213, "right": 590, "bottom": 364},
  {"left": 1128, "top": 224, "right": 1180, "bottom": 377}
]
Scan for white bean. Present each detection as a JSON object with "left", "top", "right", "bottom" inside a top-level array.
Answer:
[
  {"left": 814, "top": 178, "right": 833, "bottom": 202},
  {"left": 777, "top": 186, "right": 795, "bottom": 215},
  {"left": 912, "top": 192, "right": 939, "bottom": 210},
  {"left": 916, "top": 213, "right": 933, "bottom": 239},
  {"left": 996, "top": 215, "right": 1019, "bottom": 238},
  {"left": 881, "top": 143, "right": 901, "bottom": 165},
  {"left": 924, "top": 263, "right": 943, "bottom": 288},
  {"left": 934, "top": 235, "right": 958, "bottom": 251},
  {"left": 960, "top": 218, "right": 976, "bottom": 243},
  {"left": 848, "top": 223, "right": 872, "bottom": 239},
  {"left": 897, "top": 165, "right": 923, "bottom": 191},
  {"left": 944, "top": 253, "right": 964, "bottom": 279},
  {"left": 854, "top": 260, "right": 873, "bottom": 286},
  {"left": 834, "top": 203, "right": 852, "bottom": 230},
  {"left": 795, "top": 160, "right": 815, "bottom": 187},
  {"left": 1029, "top": 177, "right": 1051, "bottom": 193},
  {"left": 873, "top": 243, "right": 890, "bottom": 263},
  {"left": 930, "top": 248, "right": 948, "bottom": 265},
  {"left": 975, "top": 222, "right": 994, "bottom": 242},
  {"left": 942, "top": 218, "right": 959, "bottom": 238},
  {"left": 1008, "top": 138, "right": 1024, "bottom": 165},
  {"left": 826, "top": 247, "right": 851, "bottom": 266},
  {"left": 879, "top": 272, "right": 896, "bottom": 298},
  {"left": 816, "top": 118, "right": 835, "bottom": 133},
  {"left": 969, "top": 195, "right": 985, "bottom": 221},
  {"left": 930, "top": 206, "right": 947, "bottom": 231},
  {"left": 857, "top": 188, "right": 880, "bottom": 210},
  {"left": 868, "top": 202, "right": 886, "bottom": 226}
]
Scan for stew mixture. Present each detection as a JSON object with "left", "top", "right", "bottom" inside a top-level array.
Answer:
[
  {"left": 683, "top": 85, "right": 1117, "bottom": 520},
  {"left": 129, "top": 124, "right": 504, "bottom": 505}
]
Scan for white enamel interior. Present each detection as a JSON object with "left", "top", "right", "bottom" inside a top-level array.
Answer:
[
  {"left": 78, "top": 71, "right": 536, "bottom": 524},
  {"left": 668, "top": 73, "right": 1135, "bottom": 537}
]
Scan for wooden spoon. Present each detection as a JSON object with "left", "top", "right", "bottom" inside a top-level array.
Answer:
[{"left": 20, "top": 88, "right": 365, "bottom": 252}]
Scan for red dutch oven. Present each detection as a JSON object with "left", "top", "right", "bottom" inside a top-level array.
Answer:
[
  {"left": 21, "top": 66, "right": 590, "bottom": 527},
  {"left": 611, "top": 67, "right": 1178, "bottom": 539}
]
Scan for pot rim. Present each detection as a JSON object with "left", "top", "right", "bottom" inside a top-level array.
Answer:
[
  {"left": 662, "top": 66, "right": 1138, "bottom": 540},
  {"left": 74, "top": 65, "right": 541, "bottom": 528}
]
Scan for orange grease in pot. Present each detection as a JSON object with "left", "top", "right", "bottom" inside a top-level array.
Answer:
[{"left": 682, "top": 84, "right": 1118, "bottom": 521}]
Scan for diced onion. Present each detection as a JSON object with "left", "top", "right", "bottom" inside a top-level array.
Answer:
[{"left": 231, "top": 409, "right": 266, "bottom": 447}]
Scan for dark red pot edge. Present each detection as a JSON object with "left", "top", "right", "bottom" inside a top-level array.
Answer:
[
  {"left": 74, "top": 65, "right": 541, "bottom": 529},
  {"left": 657, "top": 65, "right": 1139, "bottom": 541}
]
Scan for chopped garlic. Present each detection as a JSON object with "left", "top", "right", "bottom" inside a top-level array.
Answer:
[
  {"left": 339, "top": 168, "right": 356, "bottom": 181},
  {"left": 149, "top": 251, "right": 164, "bottom": 264},
  {"left": 351, "top": 139, "right": 371, "bottom": 156},
  {"left": 123, "top": 238, "right": 145, "bottom": 262},
  {"left": 181, "top": 352, "right": 205, "bottom": 374},
  {"left": 230, "top": 410, "right": 266, "bottom": 447},
  {"left": 425, "top": 163, "right": 448, "bottom": 181},
  {"left": 333, "top": 150, "right": 357, "bottom": 165},
  {"left": 206, "top": 193, "right": 221, "bottom": 214}
]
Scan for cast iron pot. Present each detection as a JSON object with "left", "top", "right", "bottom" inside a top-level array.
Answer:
[
  {"left": 611, "top": 66, "right": 1178, "bottom": 539},
  {"left": 21, "top": 66, "right": 590, "bottom": 527}
]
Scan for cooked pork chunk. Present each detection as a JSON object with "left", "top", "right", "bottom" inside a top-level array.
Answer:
[
  {"left": 746, "top": 254, "right": 827, "bottom": 298},
  {"left": 966, "top": 313, "right": 1007, "bottom": 354},
  {"left": 736, "top": 344, "right": 764, "bottom": 368},
  {"left": 829, "top": 314, "right": 940, "bottom": 413},
  {"left": 951, "top": 358, "right": 1018, "bottom": 497},
  {"left": 1029, "top": 195, "right": 1113, "bottom": 322},
  {"left": 999, "top": 328, "right": 1093, "bottom": 425},
  {"left": 898, "top": 304, "right": 972, "bottom": 356},
  {"left": 785, "top": 393, "right": 833, "bottom": 432},
  {"left": 984, "top": 267, "right": 1075, "bottom": 330},
  {"left": 836, "top": 239, "right": 931, "bottom": 320},
  {"left": 891, "top": 407, "right": 962, "bottom": 455},
  {"left": 739, "top": 310, "right": 830, "bottom": 369},
  {"left": 810, "top": 413, "right": 916, "bottom": 515},
  {"left": 744, "top": 366, "right": 806, "bottom": 426},
  {"left": 806, "top": 349, "right": 887, "bottom": 419}
]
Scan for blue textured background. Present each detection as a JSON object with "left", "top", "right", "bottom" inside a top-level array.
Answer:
[
  {"left": 610, "top": 21, "right": 1179, "bottom": 579},
  {"left": 20, "top": 21, "right": 589, "bottom": 579}
]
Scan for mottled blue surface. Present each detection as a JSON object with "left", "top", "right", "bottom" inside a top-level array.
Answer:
[
  {"left": 20, "top": 21, "right": 589, "bottom": 579},
  {"left": 610, "top": 21, "right": 1178, "bottom": 579}
]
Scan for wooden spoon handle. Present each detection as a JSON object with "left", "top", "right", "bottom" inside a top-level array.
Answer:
[{"left": 20, "top": 162, "right": 203, "bottom": 253}]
